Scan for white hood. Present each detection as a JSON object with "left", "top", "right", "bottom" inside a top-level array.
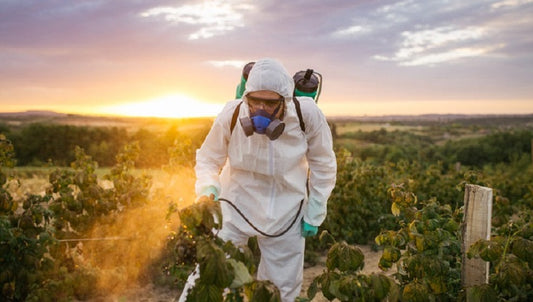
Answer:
[{"left": 243, "top": 58, "right": 295, "bottom": 100}]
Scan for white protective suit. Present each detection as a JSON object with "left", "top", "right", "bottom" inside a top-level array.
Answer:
[{"left": 184, "top": 58, "right": 336, "bottom": 302}]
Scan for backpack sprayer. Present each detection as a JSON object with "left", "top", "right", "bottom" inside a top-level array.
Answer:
[
  {"left": 292, "top": 68, "right": 322, "bottom": 103},
  {"left": 235, "top": 62, "right": 323, "bottom": 103},
  {"left": 235, "top": 62, "right": 255, "bottom": 99}
]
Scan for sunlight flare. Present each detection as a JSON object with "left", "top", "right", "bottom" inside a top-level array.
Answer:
[{"left": 101, "top": 94, "right": 223, "bottom": 118}]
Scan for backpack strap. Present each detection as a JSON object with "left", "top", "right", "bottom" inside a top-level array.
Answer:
[
  {"left": 230, "top": 99, "right": 305, "bottom": 134},
  {"left": 230, "top": 101, "right": 243, "bottom": 134},
  {"left": 293, "top": 97, "right": 306, "bottom": 132}
]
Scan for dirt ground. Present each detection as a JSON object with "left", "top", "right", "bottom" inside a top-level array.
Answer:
[{"left": 86, "top": 245, "right": 383, "bottom": 302}]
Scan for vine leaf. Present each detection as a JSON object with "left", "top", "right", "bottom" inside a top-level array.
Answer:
[
  {"left": 188, "top": 283, "right": 223, "bottom": 302},
  {"left": 391, "top": 202, "right": 401, "bottom": 216},
  {"left": 244, "top": 280, "right": 281, "bottom": 302},
  {"left": 196, "top": 239, "right": 234, "bottom": 288},
  {"left": 326, "top": 242, "right": 364, "bottom": 273},
  {"left": 467, "top": 284, "right": 498, "bottom": 302},
  {"left": 228, "top": 259, "right": 253, "bottom": 289}
]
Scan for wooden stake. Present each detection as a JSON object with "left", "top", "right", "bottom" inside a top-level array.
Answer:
[{"left": 462, "top": 184, "right": 492, "bottom": 293}]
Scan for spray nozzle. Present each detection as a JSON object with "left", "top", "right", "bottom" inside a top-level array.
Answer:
[{"left": 304, "top": 69, "right": 314, "bottom": 81}]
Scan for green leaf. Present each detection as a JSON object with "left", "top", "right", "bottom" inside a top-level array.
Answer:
[
  {"left": 369, "top": 274, "right": 385, "bottom": 299},
  {"left": 179, "top": 199, "right": 222, "bottom": 237},
  {"left": 244, "top": 280, "right": 281, "bottom": 302},
  {"left": 414, "top": 235, "right": 425, "bottom": 252},
  {"left": 306, "top": 278, "right": 319, "bottom": 300},
  {"left": 428, "top": 277, "right": 447, "bottom": 294},
  {"left": 496, "top": 255, "right": 527, "bottom": 287},
  {"left": 479, "top": 241, "right": 503, "bottom": 262},
  {"left": 188, "top": 283, "right": 223, "bottom": 302},
  {"left": 382, "top": 246, "right": 401, "bottom": 262},
  {"left": 391, "top": 202, "right": 401, "bottom": 216},
  {"left": 443, "top": 219, "right": 459, "bottom": 233},
  {"left": 402, "top": 281, "right": 430, "bottom": 302},
  {"left": 327, "top": 278, "right": 345, "bottom": 300},
  {"left": 466, "top": 284, "right": 498, "bottom": 302},
  {"left": 511, "top": 237, "right": 533, "bottom": 264},
  {"left": 378, "top": 257, "right": 392, "bottom": 270},
  {"left": 375, "top": 231, "right": 394, "bottom": 246},
  {"left": 318, "top": 230, "right": 336, "bottom": 248},
  {"left": 326, "top": 242, "right": 364, "bottom": 273},
  {"left": 196, "top": 239, "right": 234, "bottom": 288},
  {"left": 228, "top": 259, "right": 253, "bottom": 289},
  {"left": 319, "top": 271, "right": 340, "bottom": 301},
  {"left": 468, "top": 239, "right": 504, "bottom": 262}
]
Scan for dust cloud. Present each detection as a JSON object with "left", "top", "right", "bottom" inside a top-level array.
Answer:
[{"left": 74, "top": 167, "right": 196, "bottom": 295}]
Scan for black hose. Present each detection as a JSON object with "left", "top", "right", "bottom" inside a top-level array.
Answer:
[{"left": 218, "top": 198, "right": 303, "bottom": 238}]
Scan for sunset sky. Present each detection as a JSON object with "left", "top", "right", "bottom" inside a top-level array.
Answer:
[{"left": 1, "top": 0, "right": 532, "bottom": 118}]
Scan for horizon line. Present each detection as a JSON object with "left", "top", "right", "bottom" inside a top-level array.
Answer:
[{"left": 1, "top": 109, "right": 533, "bottom": 120}]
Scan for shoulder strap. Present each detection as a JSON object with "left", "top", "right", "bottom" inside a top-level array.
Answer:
[
  {"left": 230, "top": 101, "right": 243, "bottom": 134},
  {"left": 293, "top": 98, "right": 306, "bottom": 132}
]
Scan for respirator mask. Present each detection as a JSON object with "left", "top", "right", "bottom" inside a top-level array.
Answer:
[{"left": 239, "top": 94, "right": 285, "bottom": 140}]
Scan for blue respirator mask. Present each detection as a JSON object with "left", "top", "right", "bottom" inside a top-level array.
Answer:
[{"left": 239, "top": 97, "right": 285, "bottom": 140}]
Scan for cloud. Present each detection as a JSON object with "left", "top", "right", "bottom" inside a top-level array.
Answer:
[
  {"left": 373, "top": 26, "right": 501, "bottom": 66},
  {"left": 491, "top": 0, "right": 533, "bottom": 9},
  {"left": 206, "top": 60, "right": 247, "bottom": 68},
  {"left": 330, "top": 0, "right": 419, "bottom": 40},
  {"left": 397, "top": 45, "right": 503, "bottom": 66},
  {"left": 332, "top": 25, "right": 370, "bottom": 38},
  {"left": 140, "top": 1, "right": 253, "bottom": 40},
  {"left": 375, "top": 0, "right": 419, "bottom": 24},
  {"left": 355, "top": 0, "right": 533, "bottom": 66},
  {"left": 1, "top": 0, "right": 532, "bottom": 114}
]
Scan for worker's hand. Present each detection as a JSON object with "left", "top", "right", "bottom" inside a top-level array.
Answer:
[
  {"left": 197, "top": 185, "right": 219, "bottom": 202},
  {"left": 301, "top": 220, "right": 318, "bottom": 237}
]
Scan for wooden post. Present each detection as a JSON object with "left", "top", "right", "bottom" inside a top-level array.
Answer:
[{"left": 461, "top": 184, "right": 493, "bottom": 293}]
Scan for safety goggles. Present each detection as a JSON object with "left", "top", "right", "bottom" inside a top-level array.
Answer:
[{"left": 246, "top": 94, "right": 284, "bottom": 110}]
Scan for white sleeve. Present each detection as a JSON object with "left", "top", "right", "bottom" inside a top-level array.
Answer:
[
  {"left": 302, "top": 101, "right": 337, "bottom": 226},
  {"left": 194, "top": 101, "right": 238, "bottom": 197}
]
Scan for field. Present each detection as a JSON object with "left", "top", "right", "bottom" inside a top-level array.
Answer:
[
  {"left": 4, "top": 168, "right": 382, "bottom": 301},
  {"left": 1, "top": 112, "right": 533, "bottom": 301},
  {"left": 4, "top": 165, "right": 385, "bottom": 301}
]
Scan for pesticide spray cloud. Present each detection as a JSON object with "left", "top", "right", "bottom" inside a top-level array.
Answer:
[{"left": 74, "top": 167, "right": 196, "bottom": 295}]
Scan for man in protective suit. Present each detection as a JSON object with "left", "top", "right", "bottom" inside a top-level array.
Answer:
[{"left": 181, "top": 58, "right": 336, "bottom": 302}]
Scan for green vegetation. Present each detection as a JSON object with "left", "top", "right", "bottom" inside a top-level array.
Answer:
[
  {"left": 1, "top": 114, "right": 532, "bottom": 301},
  {"left": 0, "top": 116, "right": 211, "bottom": 168},
  {"left": 307, "top": 232, "right": 399, "bottom": 301}
]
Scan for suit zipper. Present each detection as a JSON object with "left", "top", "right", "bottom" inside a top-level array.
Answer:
[{"left": 267, "top": 141, "right": 275, "bottom": 219}]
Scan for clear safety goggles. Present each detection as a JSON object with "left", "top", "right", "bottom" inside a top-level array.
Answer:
[{"left": 246, "top": 94, "right": 284, "bottom": 111}]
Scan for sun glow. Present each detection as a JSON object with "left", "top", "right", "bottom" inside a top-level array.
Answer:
[{"left": 101, "top": 94, "right": 224, "bottom": 118}]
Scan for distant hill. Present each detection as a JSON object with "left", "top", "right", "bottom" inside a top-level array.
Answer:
[
  {"left": 1, "top": 110, "right": 532, "bottom": 129},
  {"left": 329, "top": 113, "right": 533, "bottom": 124},
  {"left": 0, "top": 110, "right": 67, "bottom": 117},
  {"left": 0, "top": 110, "right": 215, "bottom": 132}
]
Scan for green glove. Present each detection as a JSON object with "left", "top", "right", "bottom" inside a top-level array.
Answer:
[
  {"left": 199, "top": 186, "right": 219, "bottom": 202},
  {"left": 301, "top": 220, "right": 318, "bottom": 237}
]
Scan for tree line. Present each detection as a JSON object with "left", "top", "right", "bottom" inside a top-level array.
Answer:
[
  {"left": 0, "top": 122, "right": 209, "bottom": 168},
  {"left": 341, "top": 127, "right": 533, "bottom": 168},
  {"left": 0, "top": 120, "right": 532, "bottom": 170}
]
